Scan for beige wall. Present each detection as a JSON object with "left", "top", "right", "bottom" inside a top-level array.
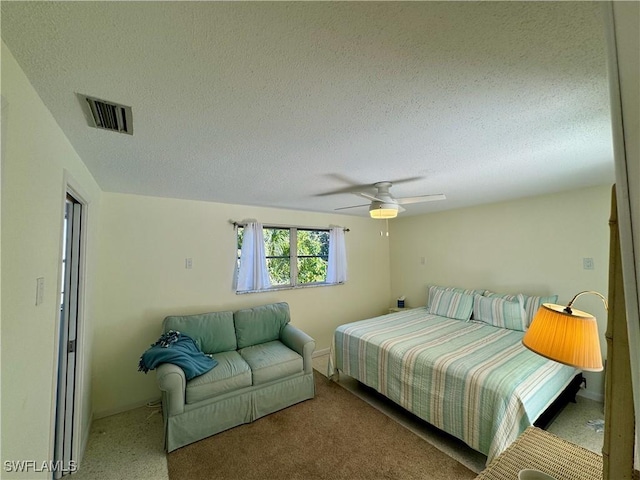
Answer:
[
  {"left": 389, "top": 185, "right": 611, "bottom": 399},
  {"left": 1, "top": 42, "right": 103, "bottom": 476},
  {"left": 2, "top": 17, "right": 627, "bottom": 465},
  {"left": 92, "top": 192, "right": 391, "bottom": 417}
]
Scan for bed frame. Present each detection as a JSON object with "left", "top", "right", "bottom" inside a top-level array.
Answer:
[{"left": 534, "top": 373, "right": 585, "bottom": 430}]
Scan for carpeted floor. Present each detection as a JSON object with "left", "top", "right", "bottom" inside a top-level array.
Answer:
[
  {"left": 73, "top": 358, "right": 604, "bottom": 479},
  {"left": 167, "top": 371, "right": 476, "bottom": 480}
]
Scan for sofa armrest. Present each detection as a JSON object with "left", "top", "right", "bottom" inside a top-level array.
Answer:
[
  {"left": 280, "top": 324, "right": 315, "bottom": 374},
  {"left": 156, "top": 363, "right": 186, "bottom": 416}
]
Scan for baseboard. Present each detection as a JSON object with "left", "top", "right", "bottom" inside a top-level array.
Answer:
[
  {"left": 312, "top": 348, "right": 330, "bottom": 358},
  {"left": 577, "top": 388, "right": 604, "bottom": 403},
  {"left": 93, "top": 396, "right": 161, "bottom": 420},
  {"left": 78, "top": 412, "right": 92, "bottom": 465}
]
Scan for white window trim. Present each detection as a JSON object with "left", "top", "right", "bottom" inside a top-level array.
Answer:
[{"left": 234, "top": 222, "right": 347, "bottom": 294}]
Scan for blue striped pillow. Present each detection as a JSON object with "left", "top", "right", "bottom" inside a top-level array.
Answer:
[
  {"left": 473, "top": 294, "right": 527, "bottom": 331},
  {"left": 484, "top": 291, "right": 558, "bottom": 327},
  {"left": 427, "top": 289, "right": 474, "bottom": 321},
  {"left": 427, "top": 285, "right": 484, "bottom": 308},
  {"left": 521, "top": 294, "right": 558, "bottom": 326}
]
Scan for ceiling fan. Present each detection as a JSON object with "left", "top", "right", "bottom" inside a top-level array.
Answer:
[{"left": 335, "top": 181, "right": 446, "bottom": 219}]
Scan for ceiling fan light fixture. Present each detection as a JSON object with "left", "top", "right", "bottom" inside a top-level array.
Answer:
[
  {"left": 333, "top": 180, "right": 445, "bottom": 217},
  {"left": 369, "top": 202, "right": 398, "bottom": 219}
]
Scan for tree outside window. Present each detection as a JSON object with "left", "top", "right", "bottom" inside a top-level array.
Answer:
[{"left": 237, "top": 226, "right": 329, "bottom": 287}]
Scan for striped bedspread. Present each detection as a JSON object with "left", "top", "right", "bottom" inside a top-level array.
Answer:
[{"left": 328, "top": 308, "right": 578, "bottom": 463}]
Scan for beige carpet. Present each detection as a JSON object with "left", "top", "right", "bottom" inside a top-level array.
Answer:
[{"left": 167, "top": 371, "right": 476, "bottom": 480}]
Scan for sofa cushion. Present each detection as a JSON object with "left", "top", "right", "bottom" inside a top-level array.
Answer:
[
  {"left": 234, "top": 302, "right": 291, "bottom": 349},
  {"left": 163, "top": 311, "right": 237, "bottom": 354},
  {"left": 185, "top": 351, "right": 251, "bottom": 404},
  {"left": 239, "top": 340, "right": 303, "bottom": 385}
]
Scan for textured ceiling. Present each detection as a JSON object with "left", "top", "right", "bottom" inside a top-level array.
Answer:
[{"left": 1, "top": 1, "right": 614, "bottom": 217}]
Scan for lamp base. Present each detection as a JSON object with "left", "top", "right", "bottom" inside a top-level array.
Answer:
[{"left": 518, "top": 469, "right": 556, "bottom": 480}]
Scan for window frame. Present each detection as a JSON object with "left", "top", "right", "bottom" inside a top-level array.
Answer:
[{"left": 236, "top": 224, "right": 335, "bottom": 294}]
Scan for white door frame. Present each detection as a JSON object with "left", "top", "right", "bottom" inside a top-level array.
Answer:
[
  {"left": 603, "top": 1, "right": 640, "bottom": 462},
  {"left": 50, "top": 171, "right": 91, "bottom": 475}
]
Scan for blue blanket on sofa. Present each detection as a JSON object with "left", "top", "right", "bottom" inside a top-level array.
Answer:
[{"left": 138, "top": 330, "right": 217, "bottom": 380}]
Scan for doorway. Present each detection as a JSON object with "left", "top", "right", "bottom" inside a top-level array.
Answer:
[{"left": 54, "top": 193, "right": 83, "bottom": 477}]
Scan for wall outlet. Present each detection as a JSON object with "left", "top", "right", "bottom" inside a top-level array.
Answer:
[{"left": 583, "top": 257, "right": 594, "bottom": 270}]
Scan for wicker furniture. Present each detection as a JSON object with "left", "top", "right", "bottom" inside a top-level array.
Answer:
[{"left": 475, "top": 427, "right": 602, "bottom": 480}]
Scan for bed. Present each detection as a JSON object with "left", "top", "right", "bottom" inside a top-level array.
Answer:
[{"left": 328, "top": 303, "right": 580, "bottom": 464}]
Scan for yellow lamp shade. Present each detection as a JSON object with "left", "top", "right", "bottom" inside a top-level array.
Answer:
[{"left": 522, "top": 303, "right": 603, "bottom": 372}]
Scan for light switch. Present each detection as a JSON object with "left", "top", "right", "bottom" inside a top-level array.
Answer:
[
  {"left": 185, "top": 258, "right": 193, "bottom": 269},
  {"left": 583, "top": 258, "right": 594, "bottom": 270},
  {"left": 36, "top": 277, "right": 44, "bottom": 305}
]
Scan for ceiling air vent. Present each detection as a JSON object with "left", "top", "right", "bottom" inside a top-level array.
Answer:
[{"left": 83, "top": 95, "right": 133, "bottom": 135}]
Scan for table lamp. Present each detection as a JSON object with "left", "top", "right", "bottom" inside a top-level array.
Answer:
[{"left": 522, "top": 291, "right": 607, "bottom": 372}]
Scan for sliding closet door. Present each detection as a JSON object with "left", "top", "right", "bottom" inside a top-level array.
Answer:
[{"left": 54, "top": 195, "right": 82, "bottom": 478}]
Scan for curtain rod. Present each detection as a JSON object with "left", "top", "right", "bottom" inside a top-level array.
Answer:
[{"left": 230, "top": 220, "right": 349, "bottom": 232}]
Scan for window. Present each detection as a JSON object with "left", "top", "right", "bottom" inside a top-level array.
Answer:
[{"left": 237, "top": 225, "right": 331, "bottom": 289}]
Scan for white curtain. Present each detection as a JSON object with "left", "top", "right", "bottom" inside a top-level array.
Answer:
[
  {"left": 327, "top": 227, "right": 347, "bottom": 283},
  {"left": 237, "top": 222, "right": 271, "bottom": 291}
]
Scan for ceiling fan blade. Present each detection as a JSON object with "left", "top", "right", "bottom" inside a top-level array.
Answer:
[
  {"left": 334, "top": 203, "right": 371, "bottom": 211},
  {"left": 356, "top": 192, "right": 385, "bottom": 202},
  {"left": 317, "top": 185, "right": 368, "bottom": 197},
  {"left": 316, "top": 186, "right": 361, "bottom": 197},
  {"left": 395, "top": 194, "right": 446, "bottom": 205},
  {"left": 315, "top": 173, "right": 373, "bottom": 197},
  {"left": 398, "top": 205, "right": 406, "bottom": 213},
  {"left": 388, "top": 176, "right": 425, "bottom": 185}
]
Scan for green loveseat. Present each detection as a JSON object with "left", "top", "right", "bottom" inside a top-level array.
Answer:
[{"left": 156, "top": 302, "right": 315, "bottom": 452}]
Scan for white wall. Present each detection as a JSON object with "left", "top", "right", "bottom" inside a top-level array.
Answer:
[
  {"left": 92, "top": 192, "right": 391, "bottom": 417},
  {"left": 389, "top": 185, "right": 611, "bottom": 399},
  {"left": 1, "top": 42, "right": 102, "bottom": 477}
]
